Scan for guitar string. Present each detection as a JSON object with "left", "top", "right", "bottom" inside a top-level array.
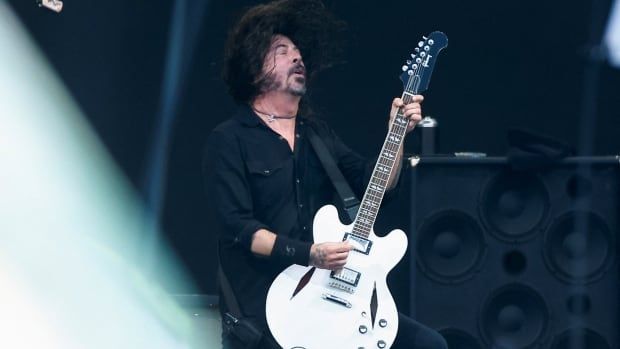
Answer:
[{"left": 352, "top": 52, "right": 425, "bottom": 238}]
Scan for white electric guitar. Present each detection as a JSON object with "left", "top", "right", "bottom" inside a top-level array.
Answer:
[{"left": 266, "top": 31, "right": 448, "bottom": 349}]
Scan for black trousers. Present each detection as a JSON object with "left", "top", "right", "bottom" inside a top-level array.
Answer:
[{"left": 222, "top": 312, "right": 448, "bottom": 349}]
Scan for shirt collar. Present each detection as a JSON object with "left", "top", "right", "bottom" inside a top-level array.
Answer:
[{"left": 233, "top": 105, "right": 262, "bottom": 127}]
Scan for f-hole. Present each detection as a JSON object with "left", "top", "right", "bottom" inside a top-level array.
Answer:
[
  {"left": 291, "top": 267, "right": 315, "bottom": 299},
  {"left": 370, "top": 282, "right": 378, "bottom": 328}
]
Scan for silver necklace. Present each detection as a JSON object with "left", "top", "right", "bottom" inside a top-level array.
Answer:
[{"left": 253, "top": 108, "right": 296, "bottom": 123}]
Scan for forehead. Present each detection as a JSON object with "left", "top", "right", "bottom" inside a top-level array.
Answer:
[{"left": 270, "top": 34, "right": 296, "bottom": 48}]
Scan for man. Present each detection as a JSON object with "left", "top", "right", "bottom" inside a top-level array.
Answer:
[{"left": 205, "top": 1, "right": 448, "bottom": 348}]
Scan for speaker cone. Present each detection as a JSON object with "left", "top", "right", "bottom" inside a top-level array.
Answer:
[
  {"left": 416, "top": 210, "right": 486, "bottom": 284},
  {"left": 550, "top": 328, "right": 610, "bottom": 349},
  {"left": 480, "top": 171, "right": 550, "bottom": 242},
  {"left": 439, "top": 328, "right": 482, "bottom": 349},
  {"left": 479, "top": 283, "right": 549, "bottom": 348},
  {"left": 543, "top": 211, "right": 615, "bottom": 283}
]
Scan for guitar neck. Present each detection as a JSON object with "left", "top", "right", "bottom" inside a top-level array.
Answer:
[{"left": 351, "top": 91, "right": 417, "bottom": 238}]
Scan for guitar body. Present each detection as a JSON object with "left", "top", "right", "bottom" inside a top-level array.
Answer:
[{"left": 266, "top": 204, "right": 407, "bottom": 349}]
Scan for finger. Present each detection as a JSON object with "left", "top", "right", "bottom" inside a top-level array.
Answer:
[
  {"left": 331, "top": 261, "right": 347, "bottom": 270},
  {"left": 411, "top": 95, "right": 424, "bottom": 103},
  {"left": 411, "top": 113, "right": 422, "bottom": 121},
  {"left": 392, "top": 97, "right": 404, "bottom": 108},
  {"left": 404, "top": 107, "right": 422, "bottom": 117},
  {"left": 403, "top": 102, "right": 421, "bottom": 111},
  {"left": 334, "top": 242, "right": 354, "bottom": 252},
  {"left": 329, "top": 251, "right": 349, "bottom": 262}
]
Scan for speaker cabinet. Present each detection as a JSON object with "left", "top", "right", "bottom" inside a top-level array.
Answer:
[{"left": 407, "top": 156, "right": 619, "bottom": 349}]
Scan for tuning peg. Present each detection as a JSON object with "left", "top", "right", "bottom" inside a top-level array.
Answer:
[
  {"left": 415, "top": 47, "right": 420, "bottom": 53},
  {"left": 416, "top": 58, "right": 422, "bottom": 64},
  {"left": 424, "top": 45, "right": 430, "bottom": 51},
  {"left": 407, "top": 60, "right": 412, "bottom": 65},
  {"left": 428, "top": 39, "right": 435, "bottom": 45},
  {"left": 418, "top": 41, "right": 424, "bottom": 47},
  {"left": 402, "top": 65, "right": 408, "bottom": 71},
  {"left": 420, "top": 52, "right": 426, "bottom": 58},
  {"left": 408, "top": 70, "right": 414, "bottom": 76},
  {"left": 412, "top": 64, "right": 419, "bottom": 70}
]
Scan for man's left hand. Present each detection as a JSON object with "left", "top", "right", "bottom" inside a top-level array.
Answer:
[{"left": 389, "top": 95, "right": 424, "bottom": 134}]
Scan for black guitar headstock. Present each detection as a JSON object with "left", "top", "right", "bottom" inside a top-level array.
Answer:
[{"left": 399, "top": 31, "right": 448, "bottom": 94}]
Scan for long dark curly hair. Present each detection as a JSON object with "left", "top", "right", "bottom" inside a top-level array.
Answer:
[{"left": 223, "top": 0, "right": 345, "bottom": 104}]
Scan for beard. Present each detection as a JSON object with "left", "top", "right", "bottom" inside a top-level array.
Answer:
[
  {"left": 289, "top": 75, "right": 307, "bottom": 96},
  {"left": 258, "top": 69, "right": 306, "bottom": 96}
]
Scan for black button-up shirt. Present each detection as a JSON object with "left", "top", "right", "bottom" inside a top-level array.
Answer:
[{"left": 204, "top": 105, "right": 385, "bottom": 326}]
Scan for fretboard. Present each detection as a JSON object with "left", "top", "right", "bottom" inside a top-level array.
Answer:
[{"left": 351, "top": 92, "right": 418, "bottom": 238}]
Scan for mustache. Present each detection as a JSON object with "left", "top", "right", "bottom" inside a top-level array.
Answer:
[{"left": 289, "top": 64, "right": 306, "bottom": 76}]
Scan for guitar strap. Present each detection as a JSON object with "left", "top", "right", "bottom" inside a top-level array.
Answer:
[
  {"left": 218, "top": 263, "right": 242, "bottom": 318},
  {"left": 306, "top": 126, "right": 360, "bottom": 222},
  {"left": 218, "top": 247, "right": 265, "bottom": 348}
]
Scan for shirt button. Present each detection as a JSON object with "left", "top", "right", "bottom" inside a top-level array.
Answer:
[
  {"left": 302, "top": 226, "right": 307, "bottom": 230},
  {"left": 296, "top": 178, "right": 301, "bottom": 183},
  {"left": 278, "top": 136, "right": 284, "bottom": 140},
  {"left": 298, "top": 203, "right": 304, "bottom": 208},
  {"left": 295, "top": 133, "right": 300, "bottom": 138},
  {"left": 300, "top": 121, "right": 304, "bottom": 125}
]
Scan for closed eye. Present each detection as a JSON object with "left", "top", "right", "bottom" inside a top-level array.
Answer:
[{"left": 274, "top": 45, "right": 288, "bottom": 55}]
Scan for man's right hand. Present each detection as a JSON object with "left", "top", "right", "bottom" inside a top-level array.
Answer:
[{"left": 309, "top": 242, "right": 353, "bottom": 270}]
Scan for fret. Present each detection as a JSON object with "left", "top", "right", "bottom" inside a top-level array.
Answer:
[
  {"left": 370, "top": 184, "right": 385, "bottom": 192},
  {"left": 353, "top": 228, "right": 369, "bottom": 237},
  {"left": 370, "top": 180, "right": 387, "bottom": 188},
  {"left": 360, "top": 205, "right": 376, "bottom": 214},
  {"left": 385, "top": 140, "right": 401, "bottom": 148},
  {"left": 364, "top": 200, "right": 379, "bottom": 207},
  {"left": 373, "top": 169, "right": 390, "bottom": 177},
  {"left": 353, "top": 227, "right": 368, "bottom": 237},
  {"left": 358, "top": 210, "right": 377, "bottom": 219},
  {"left": 354, "top": 219, "right": 370, "bottom": 228},
  {"left": 370, "top": 178, "right": 387, "bottom": 186},
  {"left": 378, "top": 158, "right": 393, "bottom": 166},
  {"left": 359, "top": 212, "right": 376, "bottom": 221},
  {"left": 372, "top": 177, "right": 388, "bottom": 184},
  {"left": 386, "top": 140, "right": 400, "bottom": 148},
  {"left": 376, "top": 165, "right": 390, "bottom": 173},
  {"left": 388, "top": 134, "right": 402, "bottom": 143},
  {"left": 366, "top": 190, "right": 382, "bottom": 200},
  {"left": 402, "top": 91, "right": 416, "bottom": 99},
  {"left": 382, "top": 151, "right": 396, "bottom": 159},
  {"left": 393, "top": 117, "right": 408, "bottom": 127},
  {"left": 354, "top": 221, "right": 371, "bottom": 231},
  {"left": 359, "top": 208, "right": 372, "bottom": 215},
  {"left": 358, "top": 218, "right": 372, "bottom": 225}
]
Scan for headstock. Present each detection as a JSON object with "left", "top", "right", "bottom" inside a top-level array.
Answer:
[{"left": 399, "top": 31, "right": 448, "bottom": 94}]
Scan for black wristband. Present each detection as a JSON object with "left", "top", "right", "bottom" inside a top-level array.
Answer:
[{"left": 272, "top": 235, "right": 312, "bottom": 266}]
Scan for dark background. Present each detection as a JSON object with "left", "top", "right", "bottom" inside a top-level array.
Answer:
[{"left": 8, "top": 0, "right": 620, "bottom": 295}]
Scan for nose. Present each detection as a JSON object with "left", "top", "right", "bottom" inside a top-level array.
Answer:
[{"left": 292, "top": 50, "right": 303, "bottom": 64}]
